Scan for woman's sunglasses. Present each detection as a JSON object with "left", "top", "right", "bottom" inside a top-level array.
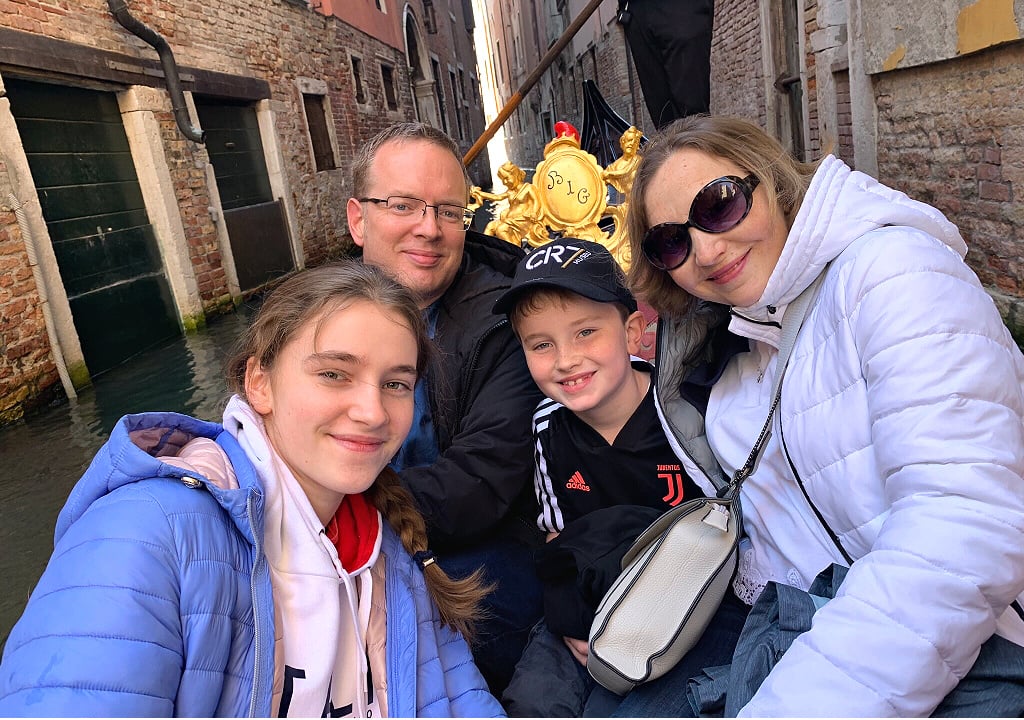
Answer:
[{"left": 641, "top": 173, "right": 761, "bottom": 271}]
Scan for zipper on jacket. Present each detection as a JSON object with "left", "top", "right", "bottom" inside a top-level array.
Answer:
[
  {"left": 384, "top": 538, "right": 406, "bottom": 717},
  {"left": 779, "top": 423, "right": 855, "bottom": 565},
  {"left": 247, "top": 491, "right": 268, "bottom": 717},
  {"left": 651, "top": 319, "right": 732, "bottom": 495},
  {"left": 651, "top": 384, "right": 728, "bottom": 497},
  {"left": 728, "top": 308, "right": 782, "bottom": 328}
]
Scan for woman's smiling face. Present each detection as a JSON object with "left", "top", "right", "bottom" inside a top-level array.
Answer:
[{"left": 644, "top": 148, "right": 789, "bottom": 308}]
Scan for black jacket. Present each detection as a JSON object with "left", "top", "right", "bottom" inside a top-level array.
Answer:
[
  {"left": 399, "top": 231, "right": 544, "bottom": 549},
  {"left": 536, "top": 505, "right": 663, "bottom": 639}
]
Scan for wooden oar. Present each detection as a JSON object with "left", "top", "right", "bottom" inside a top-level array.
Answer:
[{"left": 463, "top": 0, "right": 607, "bottom": 166}]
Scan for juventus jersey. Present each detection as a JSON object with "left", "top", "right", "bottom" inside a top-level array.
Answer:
[{"left": 532, "top": 363, "right": 705, "bottom": 532}]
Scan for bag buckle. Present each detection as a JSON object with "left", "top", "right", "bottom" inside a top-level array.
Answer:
[{"left": 702, "top": 503, "right": 730, "bottom": 532}]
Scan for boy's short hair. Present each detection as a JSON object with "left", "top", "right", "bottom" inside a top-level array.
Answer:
[
  {"left": 493, "top": 239, "right": 637, "bottom": 327},
  {"left": 508, "top": 285, "right": 632, "bottom": 330}
]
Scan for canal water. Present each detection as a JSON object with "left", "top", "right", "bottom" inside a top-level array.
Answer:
[{"left": 0, "top": 303, "right": 256, "bottom": 648}]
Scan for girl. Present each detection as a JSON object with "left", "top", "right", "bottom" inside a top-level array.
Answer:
[
  {"left": 0, "top": 261, "right": 502, "bottom": 717},
  {"left": 622, "top": 115, "right": 1024, "bottom": 716}
]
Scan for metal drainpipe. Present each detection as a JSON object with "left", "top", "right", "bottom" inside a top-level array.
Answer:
[
  {"left": 107, "top": 0, "right": 205, "bottom": 144},
  {"left": 8, "top": 194, "right": 78, "bottom": 401}
]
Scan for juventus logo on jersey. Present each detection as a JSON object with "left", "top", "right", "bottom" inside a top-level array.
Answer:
[{"left": 659, "top": 464, "right": 687, "bottom": 506}]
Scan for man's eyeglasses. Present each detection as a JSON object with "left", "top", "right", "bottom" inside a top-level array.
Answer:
[
  {"left": 641, "top": 174, "right": 761, "bottom": 271},
  {"left": 359, "top": 195, "right": 475, "bottom": 230}
]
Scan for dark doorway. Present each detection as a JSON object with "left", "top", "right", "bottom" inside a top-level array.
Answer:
[
  {"left": 6, "top": 78, "right": 180, "bottom": 376},
  {"left": 770, "top": 0, "right": 806, "bottom": 159},
  {"left": 193, "top": 98, "right": 294, "bottom": 291}
]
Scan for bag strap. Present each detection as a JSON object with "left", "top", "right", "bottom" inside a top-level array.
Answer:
[{"left": 720, "top": 267, "right": 829, "bottom": 499}]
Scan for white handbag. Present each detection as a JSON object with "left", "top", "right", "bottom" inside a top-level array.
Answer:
[
  {"left": 587, "top": 495, "right": 739, "bottom": 695},
  {"left": 587, "top": 270, "right": 828, "bottom": 696}
]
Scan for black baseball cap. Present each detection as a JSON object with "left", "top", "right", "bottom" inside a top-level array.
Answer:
[{"left": 493, "top": 239, "right": 637, "bottom": 315}]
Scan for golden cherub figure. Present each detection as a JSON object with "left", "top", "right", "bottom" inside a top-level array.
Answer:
[
  {"left": 470, "top": 161, "right": 548, "bottom": 247},
  {"left": 598, "top": 127, "right": 643, "bottom": 266},
  {"left": 602, "top": 126, "right": 643, "bottom": 196}
]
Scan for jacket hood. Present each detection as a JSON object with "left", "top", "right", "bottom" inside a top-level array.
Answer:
[
  {"left": 55, "top": 412, "right": 260, "bottom": 545},
  {"left": 733, "top": 155, "right": 967, "bottom": 335},
  {"left": 464, "top": 229, "right": 526, "bottom": 278}
]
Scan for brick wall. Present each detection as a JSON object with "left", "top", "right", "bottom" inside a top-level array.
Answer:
[
  {"left": 0, "top": 195, "right": 58, "bottom": 423},
  {"left": 833, "top": 69, "right": 854, "bottom": 164},
  {"left": 1, "top": 0, "right": 414, "bottom": 278},
  {"left": 709, "top": 0, "right": 766, "bottom": 125},
  {"left": 590, "top": 22, "right": 652, "bottom": 134},
  {"left": 875, "top": 41, "right": 1024, "bottom": 316},
  {"left": 156, "top": 107, "right": 232, "bottom": 309},
  {"left": 803, "top": 0, "right": 819, "bottom": 157},
  {"left": 0, "top": 0, "right": 487, "bottom": 420}
]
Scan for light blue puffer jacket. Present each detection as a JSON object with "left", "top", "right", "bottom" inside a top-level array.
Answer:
[{"left": 0, "top": 412, "right": 503, "bottom": 717}]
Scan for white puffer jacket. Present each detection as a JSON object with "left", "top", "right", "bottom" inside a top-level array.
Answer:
[{"left": 655, "top": 155, "right": 1024, "bottom": 716}]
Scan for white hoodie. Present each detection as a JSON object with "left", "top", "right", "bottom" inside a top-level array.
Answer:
[{"left": 170, "top": 397, "right": 385, "bottom": 718}]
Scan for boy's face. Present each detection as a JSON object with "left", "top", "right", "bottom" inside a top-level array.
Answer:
[{"left": 516, "top": 293, "right": 645, "bottom": 427}]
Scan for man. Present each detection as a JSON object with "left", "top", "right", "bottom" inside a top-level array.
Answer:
[
  {"left": 346, "top": 123, "right": 545, "bottom": 695},
  {"left": 617, "top": 0, "right": 714, "bottom": 128}
]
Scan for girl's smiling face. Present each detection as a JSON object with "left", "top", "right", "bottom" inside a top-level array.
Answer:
[
  {"left": 644, "top": 147, "right": 789, "bottom": 308},
  {"left": 245, "top": 300, "right": 418, "bottom": 524}
]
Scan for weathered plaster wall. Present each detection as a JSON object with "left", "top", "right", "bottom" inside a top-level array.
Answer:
[
  {"left": 861, "top": 0, "right": 1024, "bottom": 72},
  {"left": 874, "top": 40, "right": 1024, "bottom": 341}
]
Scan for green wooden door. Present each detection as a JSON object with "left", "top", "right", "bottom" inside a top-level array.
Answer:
[
  {"left": 194, "top": 98, "right": 294, "bottom": 290},
  {"left": 7, "top": 78, "right": 179, "bottom": 376}
]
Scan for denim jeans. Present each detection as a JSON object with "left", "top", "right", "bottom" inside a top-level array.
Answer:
[
  {"left": 690, "top": 564, "right": 1024, "bottom": 717},
  {"left": 930, "top": 632, "right": 1024, "bottom": 716},
  {"left": 437, "top": 536, "right": 544, "bottom": 697},
  {"left": 502, "top": 620, "right": 596, "bottom": 717}
]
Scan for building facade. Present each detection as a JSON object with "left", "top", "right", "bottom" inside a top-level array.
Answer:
[
  {"left": 0, "top": 0, "right": 488, "bottom": 423},
  {"left": 478, "top": 0, "right": 1024, "bottom": 340}
]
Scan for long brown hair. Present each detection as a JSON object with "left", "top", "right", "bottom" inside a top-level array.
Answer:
[
  {"left": 225, "top": 261, "right": 490, "bottom": 641},
  {"left": 626, "top": 115, "right": 820, "bottom": 318},
  {"left": 363, "top": 469, "right": 490, "bottom": 642}
]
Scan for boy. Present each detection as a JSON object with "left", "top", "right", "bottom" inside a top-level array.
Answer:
[{"left": 492, "top": 239, "right": 704, "bottom": 716}]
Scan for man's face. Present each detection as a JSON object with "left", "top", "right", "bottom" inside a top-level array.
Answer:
[{"left": 347, "top": 139, "right": 469, "bottom": 308}]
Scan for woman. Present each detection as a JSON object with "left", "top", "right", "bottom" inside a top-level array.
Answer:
[
  {"left": 0, "top": 262, "right": 503, "bottom": 717},
  {"left": 625, "top": 115, "right": 1024, "bottom": 716}
]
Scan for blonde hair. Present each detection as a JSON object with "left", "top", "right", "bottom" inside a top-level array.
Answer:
[
  {"left": 351, "top": 122, "right": 470, "bottom": 201},
  {"left": 225, "top": 261, "right": 490, "bottom": 641},
  {"left": 626, "top": 115, "right": 820, "bottom": 317}
]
